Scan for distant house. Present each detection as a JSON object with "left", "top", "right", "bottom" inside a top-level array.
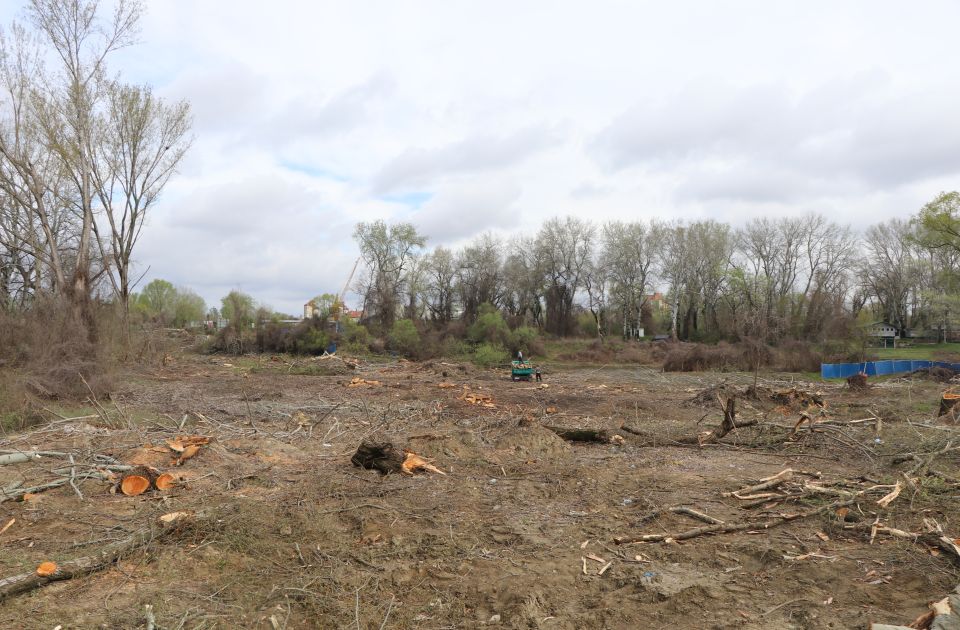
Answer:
[
  {"left": 645, "top": 292, "right": 668, "bottom": 313},
  {"left": 303, "top": 299, "right": 322, "bottom": 320},
  {"left": 867, "top": 322, "right": 899, "bottom": 348}
]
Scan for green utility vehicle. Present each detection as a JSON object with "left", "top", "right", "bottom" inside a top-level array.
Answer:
[{"left": 511, "top": 360, "right": 534, "bottom": 381}]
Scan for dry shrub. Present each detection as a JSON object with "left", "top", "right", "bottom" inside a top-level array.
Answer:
[
  {"left": 615, "top": 343, "right": 654, "bottom": 364},
  {"left": 556, "top": 339, "right": 615, "bottom": 362},
  {"left": 0, "top": 297, "right": 116, "bottom": 400},
  {"left": 909, "top": 366, "right": 957, "bottom": 383},
  {"left": 663, "top": 339, "right": 840, "bottom": 373},
  {"left": 663, "top": 341, "right": 761, "bottom": 372},
  {"left": 774, "top": 340, "right": 823, "bottom": 372}
]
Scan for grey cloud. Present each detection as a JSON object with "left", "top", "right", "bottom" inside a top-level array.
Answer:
[
  {"left": 136, "top": 172, "right": 356, "bottom": 313},
  {"left": 591, "top": 77, "right": 960, "bottom": 202},
  {"left": 372, "top": 126, "right": 560, "bottom": 193},
  {"left": 409, "top": 179, "right": 522, "bottom": 244},
  {"left": 257, "top": 72, "right": 396, "bottom": 146},
  {"left": 165, "top": 60, "right": 267, "bottom": 132}
]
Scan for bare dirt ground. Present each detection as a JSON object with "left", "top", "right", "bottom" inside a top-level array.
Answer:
[{"left": 1, "top": 348, "right": 959, "bottom": 629}]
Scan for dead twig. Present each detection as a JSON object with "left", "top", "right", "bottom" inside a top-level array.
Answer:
[{"left": 614, "top": 496, "right": 858, "bottom": 545}]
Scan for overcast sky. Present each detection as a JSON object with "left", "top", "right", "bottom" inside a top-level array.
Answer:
[{"left": 6, "top": 1, "right": 960, "bottom": 315}]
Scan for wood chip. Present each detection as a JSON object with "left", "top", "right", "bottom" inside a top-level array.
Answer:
[
  {"left": 579, "top": 539, "right": 590, "bottom": 549},
  {"left": 0, "top": 518, "right": 14, "bottom": 536},
  {"left": 876, "top": 481, "right": 903, "bottom": 508},
  {"left": 581, "top": 557, "right": 587, "bottom": 575},
  {"left": 159, "top": 511, "right": 192, "bottom": 525},
  {"left": 597, "top": 561, "right": 613, "bottom": 576},
  {"left": 815, "top": 531, "right": 830, "bottom": 542},
  {"left": 585, "top": 554, "right": 606, "bottom": 564}
]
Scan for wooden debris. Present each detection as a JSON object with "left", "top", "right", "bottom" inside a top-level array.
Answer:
[
  {"left": 158, "top": 511, "right": 192, "bottom": 525},
  {"left": 400, "top": 451, "right": 446, "bottom": 476},
  {"left": 0, "top": 519, "right": 13, "bottom": 536},
  {"left": 437, "top": 382, "right": 457, "bottom": 389},
  {"left": 614, "top": 496, "right": 858, "bottom": 545},
  {"left": 120, "top": 475, "right": 151, "bottom": 497},
  {"left": 846, "top": 373, "right": 869, "bottom": 390},
  {"left": 120, "top": 466, "right": 160, "bottom": 496},
  {"left": 35, "top": 562, "right": 57, "bottom": 577},
  {"left": 545, "top": 426, "right": 615, "bottom": 443},
  {"left": 693, "top": 397, "right": 759, "bottom": 445},
  {"left": 347, "top": 377, "right": 381, "bottom": 387},
  {"left": 0, "top": 511, "right": 211, "bottom": 602},
  {"left": 154, "top": 473, "right": 177, "bottom": 491},
  {"left": 597, "top": 561, "right": 613, "bottom": 576},
  {"left": 723, "top": 469, "right": 794, "bottom": 499},
  {"left": 351, "top": 440, "right": 445, "bottom": 476},
  {"left": 637, "top": 505, "right": 725, "bottom": 525},
  {"left": 939, "top": 390, "right": 960, "bottom": 417},
  {"left": 175, "top": 444, "right": 201, "bottom": 466},
  {"left": 459, "top": 388, "right": 496, "bottom": 408},
  {"left": 876, "top": 481, "right": 903, "bottom": 508},
  {"left": 0, "top": 452, "right": 41, "bottom": 466}
]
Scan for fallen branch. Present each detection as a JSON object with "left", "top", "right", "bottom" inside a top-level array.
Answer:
[
  {"left": 614, "top": 496, "right": 857, "bottom": 545},
  {"left": 907, "top": 440, "right": 958, "bottom": 477},
  {"left": 636, "top": 505, "right": 724, "bottom": 525},
  {"left": 876, "top": 481, "right": 903, "bottom": 508},
  {"left": 723, "top": 469, "right": 794, "bottom": 498},
  {"left": 0, "top": 472, "right": 111, "bottom": 504},
  {"left": 687, "top": 397, "right": 759, "bottom": 445},
  {"left": 0, "top": 511, "right": 210, "bottom": 602}
]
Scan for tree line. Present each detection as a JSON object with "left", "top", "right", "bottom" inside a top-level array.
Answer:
[{"left": 353, "top": 191, "right": 960, "bottom": 344}]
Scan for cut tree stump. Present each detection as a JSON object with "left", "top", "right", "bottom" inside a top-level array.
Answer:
[
  {"left": 687, "top": 397, "right": 758, "bottom": 445},
  {"left": 847, "top": 373, "right": 869, "bottom": 390},
  {"left": 939, "top": 391, "right": 960, "bottom": 418},
  {"left": 350, "top": 440, "right": 445, "bottom": 475},
  {"left": 351, "top": 440, "right": 406, "bottom": 474},
  {"left": 544, "top": 426, "right": 612, "bottom": 443}
]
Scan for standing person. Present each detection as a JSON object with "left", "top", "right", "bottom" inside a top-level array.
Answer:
[
  {"left": 517, "top": 350, "right": 524, "bottom": 364},
  {"left": 535, "top": 366, "right": 542, "bottom": 382}
]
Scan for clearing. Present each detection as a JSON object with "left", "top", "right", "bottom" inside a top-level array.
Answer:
[{"left": 1, "top": 347, "right": 959, "bottom": 629}]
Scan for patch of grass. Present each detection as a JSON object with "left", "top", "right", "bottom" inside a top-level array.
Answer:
[
  {"left": 873, "top": 343, "right": 960, "bottom": 360},
  {"left": 913, "top": 401, "right": 935, "bottom": 414}
]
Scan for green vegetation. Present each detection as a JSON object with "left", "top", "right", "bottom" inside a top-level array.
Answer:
[
  {"left": 472, "top": 343, "right": 509, "bottom": 367},
  {"left": 132, "top": 279, "right": 206, "bottom": 327},
  {"left": 388, "top": 319, "right": 420, "bottom": 357},
  {"left": 872, "top": 343, "right": 960, "bottom": 360}
]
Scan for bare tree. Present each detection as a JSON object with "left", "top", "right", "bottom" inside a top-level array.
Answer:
[
  {"left": 455, "top": 233, "right": 503, "bottom": 323},
  {"left": 602, "top": 220, "right": 662, "bottom": 339},
  {"left": 860, "top": 219, "right": 918, "bottom": 335},
  {"left": 353, "top": 220, "right": 426, "bottom": 331},
  {"left": 535, "top": 216, "right": 594, "bottom": 335},
  {"left": 424, "top": 246, "right": 456, "bottom": 324},
  {"left": 91, "top": 81, "right": 191, "bottom": 312},
  {"left": 501, "top": 235, "right": 544, "bottom": 327}
]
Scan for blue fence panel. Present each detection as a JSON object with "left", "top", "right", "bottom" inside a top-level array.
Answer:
[{"left": 820, "top": 359, "right": 960, "bottom": 379}]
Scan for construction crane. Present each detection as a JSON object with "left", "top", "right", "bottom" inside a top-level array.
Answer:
[{"left": 330, "top": 256, "right": 361, "bottom": 332}]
